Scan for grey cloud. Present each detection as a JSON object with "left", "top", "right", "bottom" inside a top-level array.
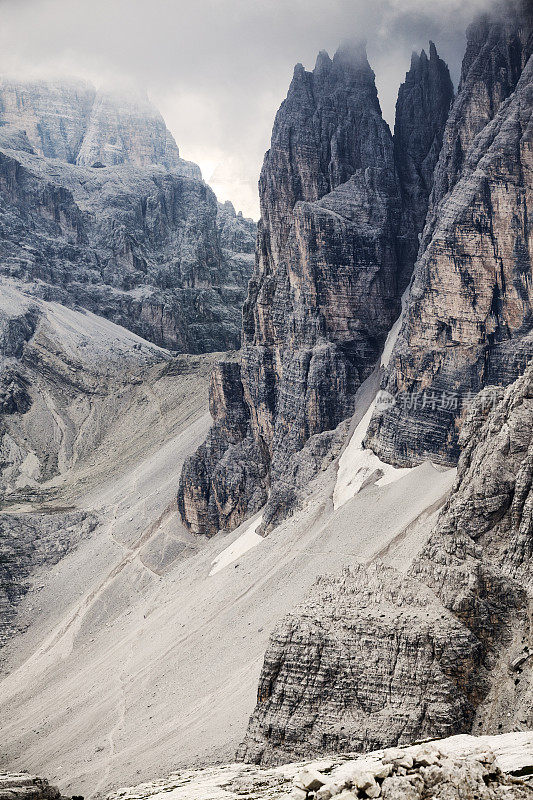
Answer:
[{"left": 0, "top": 0, "right": 497, "bottom": 217}]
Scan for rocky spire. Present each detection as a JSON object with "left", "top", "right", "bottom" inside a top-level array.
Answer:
[
  {"left": 394, "top": 41, "right": 454, "bottom": 288},
  {"left": 366, "top": 0, "right": 533, "bottom": 466},
  {"left": 179, "top": 42, "right": 404, "bottom": 535}
]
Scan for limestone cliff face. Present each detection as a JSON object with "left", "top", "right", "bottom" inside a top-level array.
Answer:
[
  {"left": 0, "top": 83, "right": 255, "bottom": 353},
  {"left": 238, "top": 365, "right": 533, "bottom": 765},
  {"left": 178, "top": 42, "right": 452, "bottom": 535},
  {"left": 394, "top": 43, "right": 453, "bottom": 288},
  {"left": 366, "top": 0, "right": 533, "bottom": 466},
  {"left": 0, "top": 78, "right": 95, "bottom": 163},
  {"left": 75, "top": 87, "right": 185, "bottom": 170},
  {"left": 429, "top": 0, "right": 533, "bottom": 212},
  {"left": 244, "top": 43, "right": 401, "bottom": 482}
]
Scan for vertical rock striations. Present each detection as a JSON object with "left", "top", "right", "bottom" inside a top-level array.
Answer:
[
  {"left": 0, "top": 78, "right": 95, "bottom": 162},
  {"left": 366, "top": 0, "right": 533, "bottom": 466},
  {"left": 394, "top": 43, "right": 453, "bottom": 289},
  {"left": 178, "top": 41, "right": 453, "bottom": 535},
  {"left": 75, "top": 87, "right": 184, "bottom": 170},
  {"left": 239, "top": 365, "right": 533, "bottom": 765},
  {"left": 0, "top": 79, "right": 189, "bottom": 171}
]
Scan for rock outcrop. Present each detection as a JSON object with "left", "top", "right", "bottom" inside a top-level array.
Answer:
[
  {"left": 239, "top": 365, "right": 532, "bottom": 765},
  {"left": 104, "top": 733, "right": 533, "bottom": 800},
  {"left": 366, "top": 0, "right": 533, "bottom": 466},
  {"left": 0, "top": 773, "right": 70, "bottom": 800},
  {"left": 178, "top": 41, "right": 452, "bottom": 535},
  {"left": 283, "top": 739, "right": 533, "bottom": 800},
  {"left": 0, "top": 81, "right": 255, "bottom": 352},
  {"left": 238, "top": 563, "right": 484, "bottom": 765}
]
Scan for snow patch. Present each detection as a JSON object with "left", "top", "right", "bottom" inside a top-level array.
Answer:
[
  {"left": 333, "top": 288, "right": 414, "bottom": 510},
  {"left": 209, "top": 516, "right": 264, "bottom": 576},
  {"left": 333, "top": 402, "right": 413, "bottom": 510}
]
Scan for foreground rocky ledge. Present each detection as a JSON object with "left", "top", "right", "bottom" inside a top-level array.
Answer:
[
  {"left": 104, "top": 733, "right": 533, "bottom": 800},
  {"left": 0, "top": 774, "right": 70, "bottom": 800}
]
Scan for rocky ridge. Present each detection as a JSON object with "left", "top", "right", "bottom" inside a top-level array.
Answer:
[
  {"left": 0, "top": 80, "right": 255, "bottom": 352},
  {"left": 102, "top": 734, "right": 533, "bottom": 800},
  {"left": 239, "top": 364, "right": 532, "bottom": 765},
  {"left": 178, "top": 40, "right": 453, "bottom": 536},
  {"left": 366, "top": 0, "right": 533, "bottom": 465}
]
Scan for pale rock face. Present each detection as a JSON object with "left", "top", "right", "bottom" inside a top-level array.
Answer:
[
  {"left": 0, "top": 78, "right": 95, "bottom": 163},
  {"left": 238, "top": 366, "right": 533, "bottom": 766},
  {"left": 75, "top": 87, "right": 185, "bottom": 171},
  {"left": 0, "top": 773, "right": 66, "bottom": 800},
  {"left": 99, "top": 733, "right": 533, "bottom": 799},
  {"left": 366, "top": 0, "right": 533, "bottom": 466},
  {"left": 237, "top": 563, "right": 483, "bottom": 765},
  {"left": 178, "top": 40, "right": 453, "bottom": 536}
]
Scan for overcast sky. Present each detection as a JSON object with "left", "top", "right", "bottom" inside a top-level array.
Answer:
[{"left": 0, "top": 0, "right": 495, "bottom": 218}]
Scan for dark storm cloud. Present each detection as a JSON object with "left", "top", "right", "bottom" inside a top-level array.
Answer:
[{"left": 0, "top": 0, "right": 496, "bottom": 216}]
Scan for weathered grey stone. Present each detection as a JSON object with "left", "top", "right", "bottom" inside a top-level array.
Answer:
[
  {"left": 0, "top": 81, "right": 255, "bottom": 353},
  {"left": 238, "top": 365, "right": 532, "bottom": 765},
  {"left": 75, "top": 86, "right": 185, "bottom": 170},
  {"left": 0, "top": 774, "right": 68, "bottom": 800},
  {"left": 366, "top": 0, "right": 533, "bottom": 466},
  {"left": 179, "top": 39, "right": 452, "bottom": 536},
  {"left": 394, "top": 42, "right": 453, "bottom": 290}
]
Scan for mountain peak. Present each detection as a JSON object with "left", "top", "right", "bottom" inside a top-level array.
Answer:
[
  {"left": 314, "top": 49, "right": 332, "bottom": 74},
  {"left": 332, "top": 39, "right": 370, "bottom": 72}
]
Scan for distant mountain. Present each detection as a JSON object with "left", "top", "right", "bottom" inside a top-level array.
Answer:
[{"left": 0, "top": 79, "right": 255, "bottom": 352}]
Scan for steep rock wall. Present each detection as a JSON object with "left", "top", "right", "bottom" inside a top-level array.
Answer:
[
  {"left": 239, "top": 365, "right": 533, "bottom": 765},
  {"left": 366, "top": 0, "right": 533, "bottom": 465},
  {"left": 0, "top": 87, "right": 256, "bottom": 353},
  {"left": 178, "top": 41, "right": 453, "bottom": 535}
]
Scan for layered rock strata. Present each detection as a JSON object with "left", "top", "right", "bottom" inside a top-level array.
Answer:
[
  {"left": 0, "top": 773, "right": 69, "bottom": 800},
  {"left": 105, "top": 733, "right": 533, "bottom": 800},
  {"left": 0, "top": 82, "right": 255, "bottom": 352},
  {"left": 75, "top": 87, "right": 183, "bottom": 169},
  {"left": 0, "top": 78, "right": 95, "bottom": 163},
  {"left": 0, "top": 79, "right": 183, "bottom": 169},
  {"left": 366, "top": 0, "right": 533, "bottom": 465},
  {"left": 239, "top": 365, "right": 532, "bottom": 764},
  {"left": 394, "top": 42, "right": 453, "bottom": 289},
  {"left": 178, "top": 41, "right": 452, "bottom": 535}
]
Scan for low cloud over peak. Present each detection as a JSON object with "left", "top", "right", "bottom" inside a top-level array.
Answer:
[{"left": 0, "top": 0, "right": 497, "bottom": 217}]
